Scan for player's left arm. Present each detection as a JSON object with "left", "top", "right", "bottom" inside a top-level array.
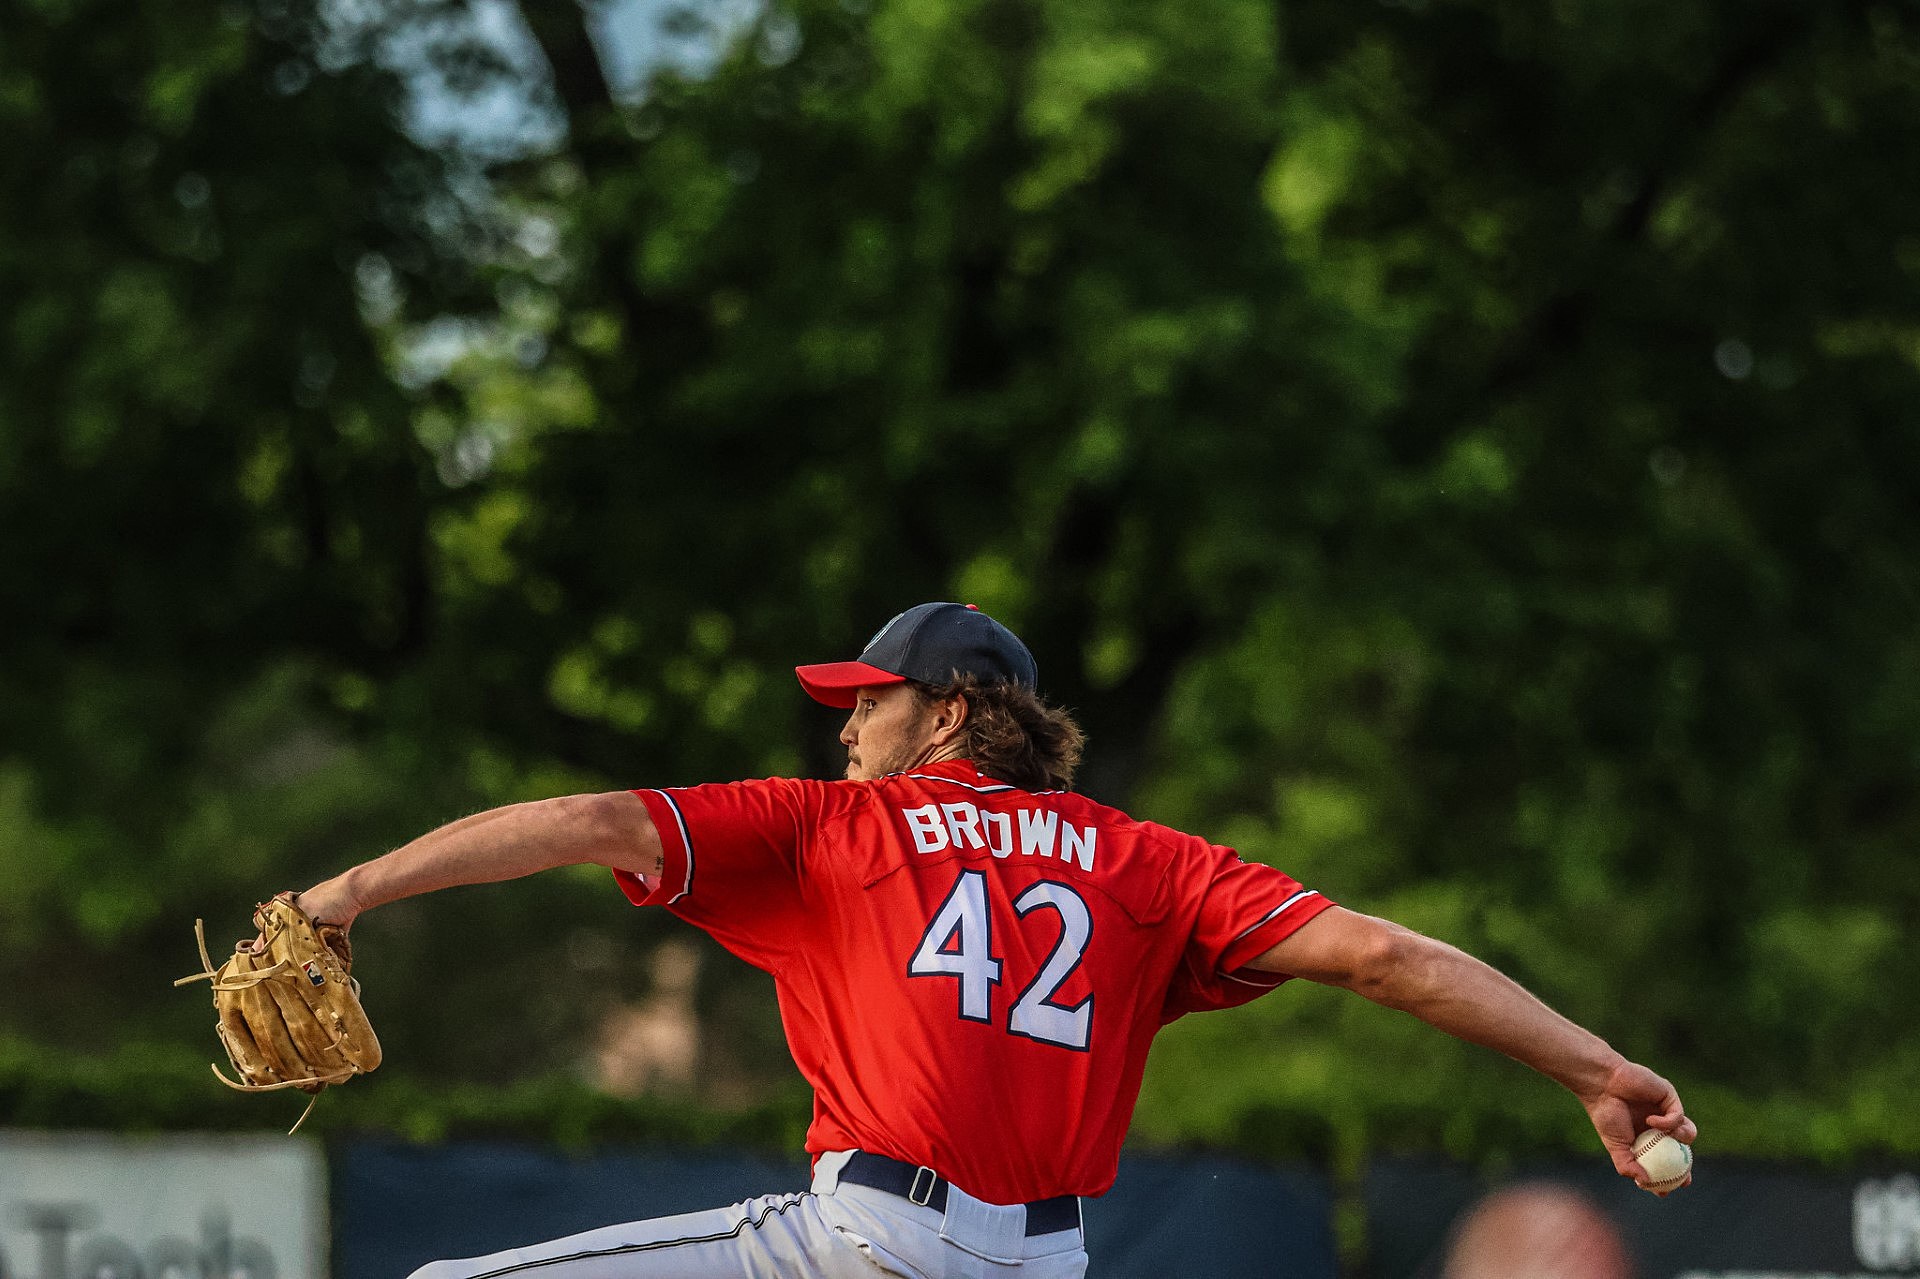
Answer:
[
  {"left": 1246, "top": 905, "right": 1696, "bottom": 1189},
  {"left": 294, "top": 792, "right": 663, "bottom": 931}
]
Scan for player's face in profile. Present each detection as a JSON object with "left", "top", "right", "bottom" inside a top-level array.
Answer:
[{"left": 840, "top": 684, "right": 939, "bottom": 780}]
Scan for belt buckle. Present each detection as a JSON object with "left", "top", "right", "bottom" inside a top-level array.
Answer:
[{"left": 908, "top": 1165, "right": 938, "bottom": 1207}]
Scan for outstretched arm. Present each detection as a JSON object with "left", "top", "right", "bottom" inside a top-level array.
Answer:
[
  {"left": 293, "top": 791, "right": 662, "bottom": 931},
  {"left": 1247, "top": 906, "right": 1696, "bottom": 1191}
]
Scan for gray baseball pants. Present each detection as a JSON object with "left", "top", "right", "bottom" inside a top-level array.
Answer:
[{"left": 405, "top": 1150, "right": 1089, "bottom": 1279}]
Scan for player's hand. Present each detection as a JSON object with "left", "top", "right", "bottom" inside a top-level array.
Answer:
[
  {"left": 1579, "top": 1059, "right": 1696, "bottom": 1192},
  {"left": 292, "top": 878, "right": 360, "bottom": 933}
]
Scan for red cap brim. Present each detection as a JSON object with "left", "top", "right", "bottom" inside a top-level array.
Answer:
[{"left": 794, "top": 661, "right": 907, "bottom": 708}]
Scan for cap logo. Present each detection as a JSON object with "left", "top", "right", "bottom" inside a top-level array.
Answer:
[{"left": 864, "top": 608, "right": 910, "bottom": 653}]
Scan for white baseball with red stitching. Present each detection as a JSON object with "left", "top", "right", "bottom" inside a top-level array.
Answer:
[{"left": 1632, "top": 1128, "right": 1693, "bottom": 1194}]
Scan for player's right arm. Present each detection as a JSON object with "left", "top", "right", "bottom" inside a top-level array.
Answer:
[
  {"left": 293, "top": 792, "right": 662, "bottom": 930},
  {"left": 1246, "top": 905, "right": 1696, "bottom": 1189}
]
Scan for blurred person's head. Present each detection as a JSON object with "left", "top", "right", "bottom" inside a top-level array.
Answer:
[{"left": 1441, "top": 1182, "right": 1634, "bottom": 1279}]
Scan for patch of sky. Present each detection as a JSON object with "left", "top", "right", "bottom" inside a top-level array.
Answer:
[
  {"left": 322, "top": 0, "right": 763, "bottom": 161},
  {"left": 589, "top": 0, "right": 765, "bottom": 104}
]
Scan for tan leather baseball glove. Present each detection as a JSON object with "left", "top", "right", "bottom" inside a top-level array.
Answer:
[{"left": 175, "top": 892, "right": 382, "bottom": 1132}]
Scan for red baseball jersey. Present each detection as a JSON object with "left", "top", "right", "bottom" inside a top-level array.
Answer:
[{"left": 614, "top": 758, "right": 1333, "bottom": 1204}]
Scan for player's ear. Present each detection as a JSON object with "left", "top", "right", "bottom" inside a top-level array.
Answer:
[{"left": 930, "top": 692, "right": 969, "bottom": 743}]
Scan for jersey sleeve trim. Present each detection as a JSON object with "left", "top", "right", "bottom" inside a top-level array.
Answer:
[
  {"left": 1218, "top": 889, "right": 1335, "bottom": 974},
  {"left": 611, "top": 788, "right": 695, "bottom": 907},
  {"left": 903, "top": 771, "right": 1018, "bottom": 795},
  {"left": 1219, "top": 968, "right": 1289, "bottom": 990}
]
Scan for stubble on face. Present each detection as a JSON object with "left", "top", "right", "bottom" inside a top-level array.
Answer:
[{"left": 843, "top": 686, "right": 937, "bottom": 781}]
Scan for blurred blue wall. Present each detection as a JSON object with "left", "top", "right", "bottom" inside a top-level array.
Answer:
[{"left": 333, "top": 1144, "right": 1337, "bottom": 1278}]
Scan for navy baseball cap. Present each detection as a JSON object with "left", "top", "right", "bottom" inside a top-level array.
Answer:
[{"left": 795, "top": 602, "right": 1039, "bottom": 708}]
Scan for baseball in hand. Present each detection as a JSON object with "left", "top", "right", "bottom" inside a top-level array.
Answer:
[{"left": 1632, "top": 1128, "right": 1693, "bottom": 1194}]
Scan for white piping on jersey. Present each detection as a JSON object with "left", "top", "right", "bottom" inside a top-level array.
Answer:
[
  {"left": 904, "top": 772, "right": 1017, "bottom": 794},
  {"left": 1228, "top": 889, "right": 1322, "bottom": 946},
  {"left": 647, "top": 788, "right": 695, "bottom": 905},
  {"left": 1221, "top": 968, "right": 1289, "bottom": 988}
]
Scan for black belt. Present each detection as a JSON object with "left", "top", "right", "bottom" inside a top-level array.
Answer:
[{"left": 840, "top": 1152, "right": 1082, "bottom": 1237}]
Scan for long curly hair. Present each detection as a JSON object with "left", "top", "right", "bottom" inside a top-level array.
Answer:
[{"left": 910, "top": 674, "right": 1085, "bottom": 792}]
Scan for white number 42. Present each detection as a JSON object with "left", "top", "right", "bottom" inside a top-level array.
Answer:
[{"left": 907, "top": 869, "right": 1093, "bottom": 1052}]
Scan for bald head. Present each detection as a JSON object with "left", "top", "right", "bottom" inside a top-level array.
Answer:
[{"left": 1441, "top": 1183, "right": 1633, "bottom": 1279}]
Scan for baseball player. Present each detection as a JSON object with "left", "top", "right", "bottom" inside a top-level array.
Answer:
[{"left": 292, "top": 602, "right": 1695, "bottom": 1278}]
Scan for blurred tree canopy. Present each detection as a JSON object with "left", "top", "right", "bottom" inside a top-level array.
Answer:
[{"left": 2, "top": 0, "right": 1917, "bottom": 1167}]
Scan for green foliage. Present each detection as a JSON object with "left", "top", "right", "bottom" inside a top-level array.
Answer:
[
  {"left": 0, "top": 1037, "right": 807, "bottom": 1151},
  {"left": 2, "top": 0, "right": 1918, "bottom": 1170}
]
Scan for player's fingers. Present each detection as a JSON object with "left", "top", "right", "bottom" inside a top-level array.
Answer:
[
  {"left": 1642, "top": 1097, "right": 1697, "bottom": 1144},
  {"left": 1604, "top": 1128, "right": 1646, "bottom": 1180}
]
